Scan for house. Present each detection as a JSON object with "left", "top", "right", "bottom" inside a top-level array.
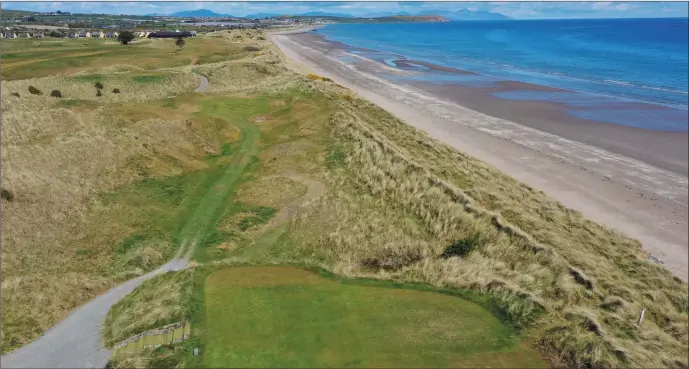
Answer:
[
  {"left": 67, "top": 32, "right": 76, "bottom": 38},
  {"left": 18, "top": 32, "right": 31, "bottom": 38},
  {"left": 147, "top": 31, "right": 193, "bottom": 39},
  {"left": 92, "top": 31, "right": 105, "bottom": 38},
  {"left": 77, "top": 31, "right": 91, "bottom": 38},
  {"left": 105, "top": 31, "right": 119, "bottom": 38},
  {"left": 33, "top": 32, "right": 44, "bottom": 38},
  {"left": 5, "top": 33, "right": 17, "bottom": 38},
  {"left": 138, "top": 31, "right": 150, "bottom": 37}
]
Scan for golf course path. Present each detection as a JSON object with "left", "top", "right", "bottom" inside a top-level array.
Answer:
[
  {"left": 194, "top": 74, "right": 209, "bottom": 92},
  {"left": 0, "top": 259, "right": 187, "bottom": 369},
  {"left": 1, "top": 110, "right": 257, "bottom": 368}
]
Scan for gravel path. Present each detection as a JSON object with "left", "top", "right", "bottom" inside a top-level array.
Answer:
[
  {"left": 0, "top": 259, "right": 188, "bottom": 369},
  {"left": 195, "top": 74, "right": 208, "bottom": 92}
]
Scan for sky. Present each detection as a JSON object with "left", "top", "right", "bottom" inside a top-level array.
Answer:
[{"left": 3, "top": 1, "right": 688, "bottom": 19}]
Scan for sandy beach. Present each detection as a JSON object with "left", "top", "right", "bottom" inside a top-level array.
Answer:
[{"left": 270, "top": 28, "right": 689, "bottom": 281}]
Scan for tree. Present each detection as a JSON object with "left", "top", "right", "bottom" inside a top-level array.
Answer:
[
  {"left": 118, "top": 31, "right": 134, "bottom": 45},
  {"left": 175, "top": 37, "right": 185, "bottom": 49}
]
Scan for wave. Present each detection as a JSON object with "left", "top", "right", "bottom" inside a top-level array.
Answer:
[{"left": 603, "top": 80, "right": 689, "bottom": 95}]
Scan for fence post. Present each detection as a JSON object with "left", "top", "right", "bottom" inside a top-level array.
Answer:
[{"left": 638, "top": 308, "right": 646, "bottom": 325}]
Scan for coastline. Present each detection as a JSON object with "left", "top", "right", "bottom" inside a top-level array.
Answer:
[{"left": 269, "top": 29, "right": 689, "bottom": 281}]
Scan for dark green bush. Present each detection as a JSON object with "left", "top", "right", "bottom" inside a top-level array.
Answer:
[
  {"left": 1, "top": 188, "right": 14, "bottom": 201},
  {"left": 112, "top": 88, "right": 121, "bottom": 94},
  {"left": 50, "top": 90, "right": 62, "bottom": 98},
  {"left": 28, "top": 86, "right": 42, "bottom": 95},
  {"left": 11, "top": 92, "right": 20, "bottom": 97},
  {"left": 96, "top": 90, "right": 102, "bottom": 97},
  {"left": 95, "top": 82, "right": 104, "bottom": 90},
  {"left": 441, "top": 235, "right": 480, "bottom": 258}
]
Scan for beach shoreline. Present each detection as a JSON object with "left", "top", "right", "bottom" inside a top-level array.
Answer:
[{"left": 269, "top": 29, "right": 689, "bottom": 281}]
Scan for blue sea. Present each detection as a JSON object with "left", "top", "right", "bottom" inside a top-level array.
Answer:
[{"left": 316, "top": 18, "right": 689, "bottom": 132}]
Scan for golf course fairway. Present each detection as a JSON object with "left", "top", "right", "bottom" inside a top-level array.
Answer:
[{"left": 199, "top": 266, "right": 546, "bottom": 368}]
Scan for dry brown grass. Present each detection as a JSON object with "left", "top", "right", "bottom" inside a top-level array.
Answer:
[
  {"left": 102, "top": 269, "right": 195, "bottom": 347},
  {"left": 4, "top": 28, "right": 687, "bottom": 369},
  {"left": 278, "top": 88, "right": 688, "bottom": 368},
  {"left": 0, "top": 32, "right": 283, "bottom": 351}
]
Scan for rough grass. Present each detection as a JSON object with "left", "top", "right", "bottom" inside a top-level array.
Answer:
[
  {"left": 103, "top": 269, "right": 194, "bottom": 347},
  {"left": 0, "top": 33, "right": 271, "bottom": 80},
  {"left": 277, "top": 89, "right": 688, "bottom": 368},
  {"left": 4, "top": 28, "right": 687, "bottom": 369},
  {"left": 0, "top": 30, "right": 284, "bottom": 352}
]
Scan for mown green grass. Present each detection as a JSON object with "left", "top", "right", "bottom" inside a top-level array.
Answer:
[{"left": 197, "top": 266, "right": 545, "bottom": 368}]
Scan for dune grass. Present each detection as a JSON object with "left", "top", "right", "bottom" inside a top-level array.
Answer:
[
  {"left": 3, "top": 28, "right": 687, "bottom": 369},
  {"left": 0, "top": 30, "right": 290, "bottom": 352}
]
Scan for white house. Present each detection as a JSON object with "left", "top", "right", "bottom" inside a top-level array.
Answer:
[
  {"left": 17, "top": 32, "right": 31, "bottom": 38},
  {"left": 92, "top": 31, "right": 105, "bottom": 38},
  {"left": 33, "top": 32, "right": 44, "bottom": 38},
  {"left": 105, "top": 31, "right": 119, "bottom": 38},
  {"left": 77, "top": 31, "right": 91, "bottom": 38}
]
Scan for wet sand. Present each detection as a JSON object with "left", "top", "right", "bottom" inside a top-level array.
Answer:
[{"left": 270, "top": 30, "right": 689, "bottom": 281}]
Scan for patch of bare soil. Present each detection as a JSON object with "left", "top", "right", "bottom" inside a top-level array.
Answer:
[
  {"left": 249, "top": 114, "right": 273, "bottom": 123},
  {"left": 266, "top": 173, "right": 326, "bottom": 228}
]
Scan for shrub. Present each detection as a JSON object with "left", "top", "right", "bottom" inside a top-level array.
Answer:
[
  {"left": 175, "top": 37, "right": 185, "bottom": 48},
  {"left": 118, "top": 31, "right": 134, "bottom": 45},
  {"left": 322, "top": 77, "right": 333, "bottom": 82},
  {"left": 257, "top": 36, "right": 266, "bottom": 40},
  {"left": 112, "top": 88, "right": 121, "bottom": 94},
  {"left": 50, "top": 90, "right": 62, "bottom": 98},
  {"left": 11, "top": 92, "right": 20, "bottom": 98},
  {"left": 440, "top": 235, "right": 479, "bottom": 258},
  {"left": 94, "top": 82, "right": 104, "bottom": 90},
  {"left": 96, "top": 90, "right": 102, "bottom": 97},
  {"left": 28, "top": 86, "right": 42, "bottom": 95},
  {"left": 243, "top": 45, "right": 261, "bottom": 52},
  {"left": 1, "top": 189, "right": 14, "bottom": 201}
]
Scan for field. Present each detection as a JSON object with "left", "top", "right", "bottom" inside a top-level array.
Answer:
[{"left": 2, "top": 28, "right": 688, "bottom": 369}]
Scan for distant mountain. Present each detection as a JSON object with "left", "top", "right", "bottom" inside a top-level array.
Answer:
[
  {"left": 244, "top": 11, "right": 354, "bottom": 19},
  {"left": 145, "top": 7, "right": 508, "bottom": 21},
  {"left": 417, "top": 9, "right": 511, "bottom": 21},
  {"left": 244, "top": 13, "right": 281, "bottom": 19},
  {"left": 298, "top": 11, "right": 354, "bottom": 18},
  {"left": 169, "top": 9, "right": 231, "bottom": 18}
]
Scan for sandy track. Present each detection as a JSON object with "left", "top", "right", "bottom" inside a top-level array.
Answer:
[
  {"left": 270, "top": 33, "right": 689, "bottom": 281},
  {"left": 266, "top": 173, "right": 327, "bottom": 228}
]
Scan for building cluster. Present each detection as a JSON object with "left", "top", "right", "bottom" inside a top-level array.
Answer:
[{"left": 1, "top": 29, "right": 197, "bottom": 39}]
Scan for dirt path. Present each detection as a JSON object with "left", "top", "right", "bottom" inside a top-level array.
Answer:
[
  {"left": 266, "top": 173, "right": 326, "bottom": 228},
  {"left": 0, "top": 114, "right": 258, "bottom": 368}
]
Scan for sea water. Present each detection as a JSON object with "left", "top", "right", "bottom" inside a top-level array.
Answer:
[{"left": 316, "top": 18, "right": 688, "bottom": 131}]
